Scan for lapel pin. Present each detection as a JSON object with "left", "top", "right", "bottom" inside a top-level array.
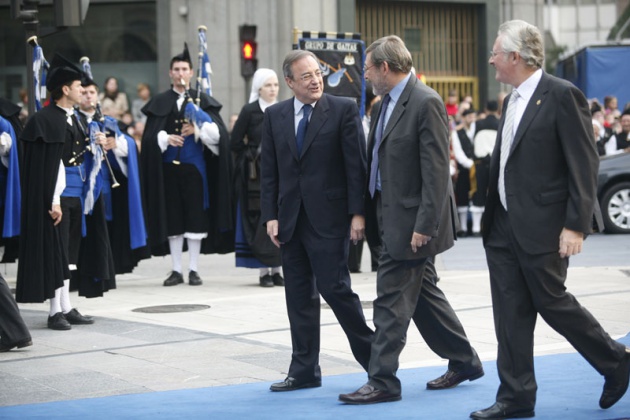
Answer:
[{"left": 536, "top": 99, "right": 541, "bottom": 105}]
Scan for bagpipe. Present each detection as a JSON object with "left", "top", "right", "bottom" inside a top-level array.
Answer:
[
  {"left": 172, "top": 25, "right": 214, "bottom": 165},
  {"left": 76, "top": 57, "right": 121, "bottom": 190}
]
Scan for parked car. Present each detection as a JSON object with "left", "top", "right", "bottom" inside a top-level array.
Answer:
[{"left": 597, "top": 152, "right": 630, "bottom": 234}]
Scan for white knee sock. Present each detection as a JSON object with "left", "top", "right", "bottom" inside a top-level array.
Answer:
[
  {"left": 187, "top": 238, "right": 201, "bottom": 272},
  {"left": 60, "top": 279, "right": 72, "bottom": 313},
  {"left": 259, "top": 268, "right": 270, "bottom": 277},
  {"left": 470, "top": 206, "right": 484, "bottom": 233},
  {"left": 457, "top": 206, "right": 469, "bottom": 231},
  {"left": 271, "top": 266, "right": 282, "bottom": 275},
  {"left": 49, "top": 288, "right": 62, "bottom": 316},
  {"left": 168, "top": 235, "right": 184, "bottom": 273}
]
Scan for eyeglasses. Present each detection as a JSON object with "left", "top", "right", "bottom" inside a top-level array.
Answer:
[
  {"left": 489, "top": 50, "right": 510, "bottom": 59},
  {"left": 364, "top": 63, "right": 376, "bottom": 72},
  {"left": 299, "top": 70, "right": 323, "bottom": 82}
]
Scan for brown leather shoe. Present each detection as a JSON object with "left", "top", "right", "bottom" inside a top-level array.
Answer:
[
  {"left": 269, "top": 377, "right": 321, "bottom": 392},
  {"left": 426, "top": 366, "right": 484, "bottom": 390},
  {"left": 339, "top": 384, "right": 401, "bottom": 405}
]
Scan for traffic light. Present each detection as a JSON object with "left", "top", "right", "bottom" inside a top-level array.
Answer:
[{"left": 239, "top": 24, "right": 258, "bottom": 79}]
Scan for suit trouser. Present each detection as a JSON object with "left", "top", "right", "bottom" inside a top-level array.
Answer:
[
  {"left": 485, "top": 204, "right": 626, "bottom": 408},
  {"left": 412, "top": 259, "right": 482, "bottom": 374},
  {"left": 368, "top": 193, "right": 480, "bottom": 394},
  {"left": 281, "top": 206, "right": 373, "bottom": 382},
  {"left": 0, "top": 275, "right": 31, "bottom": 346}
]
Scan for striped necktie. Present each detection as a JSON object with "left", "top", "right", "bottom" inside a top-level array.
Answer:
[
  {"left": 368, "top": 94, "right": 391, "bottom": 198},
  {"left": 498, "top": 90, "right": 520, "bottom": 210}
]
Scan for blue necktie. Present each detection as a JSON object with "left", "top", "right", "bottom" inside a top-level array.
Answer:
[
  {"left": 368, "top": 94, "right": 391, "bottom": 197},
  {"left": 296, "top": 104, "right": 312, "bottom": 155}
]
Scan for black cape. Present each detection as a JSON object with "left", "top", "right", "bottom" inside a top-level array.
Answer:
[
  {"left": 140, "top": 89, "right": 234, "bottom": 256},
  {"left": 16, "top": 105, "right": 70, "bottom": 303},
  {"left": 0, "top": 98, "right": 22, "bottom": 262}
]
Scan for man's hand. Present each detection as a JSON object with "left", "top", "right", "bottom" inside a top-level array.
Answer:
[
  {"left": 267, "top": 219, "right": 281, "bottom": 248},
  {"left": 181, "top": 123, "right": 195, "bottom": 137},
  {"left": 49, "top": 204, "right": 62, "bottom": 226},
  {"left": 410, "top": 232, "right": 431, "bottom": 253},
  {"left": 350, "top": 215, "right": 365, "bottom": 244},
  {"left": 168, "top": 134, "right": 185, "bottom": 147},
  {"left": 559, "top": 227, "right": 583, "bottom": 258},
  {"left": 96, "top": 132, "right": 117, "bottom": 151}
]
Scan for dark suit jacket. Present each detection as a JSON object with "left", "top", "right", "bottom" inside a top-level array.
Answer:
[
  {"left": 365, "top": 76, "right": 456, "bottom": 260},
  {"left": 260, "top": 93, "right": 366, "bottom": 242},
  {"left": 481, "top": 72, "right": 599, "bottom": 254}
]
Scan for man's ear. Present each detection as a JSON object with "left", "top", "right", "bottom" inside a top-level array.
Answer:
[{"left": 285, "top": 76, "right": 294, "bottom": 90}]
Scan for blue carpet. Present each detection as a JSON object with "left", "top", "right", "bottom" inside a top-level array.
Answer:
[{"left": 2, "top": 336, "right": 630, "bottom": 419}]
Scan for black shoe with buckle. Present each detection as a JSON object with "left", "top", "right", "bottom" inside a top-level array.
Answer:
[
  {"left": 271, "top": 273, "right": 284, "bottom": 286},
  {"left": 189, "top": 270, "right": 203, "bottom": 286},
  {"left": 64, "top": 308, "right": 95, "bottom": 325},
  {"left": 47, "top": 312, "right": 72, "bottom": 330},
  {"left": 259, "top": 274, "right": 274, "bottom": 287},
  {"left": 163, "top": 271, "right": 184, "bottom": 286}
]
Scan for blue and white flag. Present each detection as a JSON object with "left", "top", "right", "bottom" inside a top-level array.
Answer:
[
  {"left": 32, "top": 44, "right": 49, "bottom": 111},
  {"left": 198, "top": 29, "right": 213, "bottom": 96}
]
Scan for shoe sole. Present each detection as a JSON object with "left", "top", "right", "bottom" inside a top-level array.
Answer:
[
  {"left": 339, "top": 395, "right": 402, "bottom": 404},
  {"left": 269, "top": 383, "right": 321, "bottom": 392},
  {"left": 600, "top": 351, "right": 630, "bottom": 409},
  {"left": 426, "top": 370, "right": 485, "bottom": 390},
  {"left": 470, "top": 411, "right": 534, "bottom": 419}
]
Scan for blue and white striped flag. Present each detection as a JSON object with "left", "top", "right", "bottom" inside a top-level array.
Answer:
[
  {"left": 32, "top": 44, "right": 49, "bottom": 111},
  {"left": 197, "top": 29, "right": 213, "bottom": 96}
]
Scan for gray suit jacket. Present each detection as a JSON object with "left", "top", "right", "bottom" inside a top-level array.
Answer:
[{"left": 365, "top": 76, "right": 456, "bottom": 260}]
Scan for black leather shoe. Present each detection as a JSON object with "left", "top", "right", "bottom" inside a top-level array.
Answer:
[
  {"left": 163, "top": 271, "right": 184, "bottom": 286},
  {"left": 188, "top": 271, "right": 203, "bottom": 286},
  {"left": 0, "top": 338, "right": 33, "bottom": 352},
  {"left": 339, "top": 384, "right": 401, "bottom": 405},
  {"left": 47, "top": 312, "right": 72, "bottom": 331},
  {"left": 259, "top": 274, "right": 274, "bottom": 288},
  {"left": 271, "top": 273, "right": 284, "bottom": 286},
  {"left": 64, "top": 308, "right": 94, "bottom": 325},
  {"left": 427, "top": 366, "right": 484, "bottom": 390},
  {"left": 600, "top": 348, "right": 630, "bottom": 409},
  {"left": 269, "top": 377, "right": 321, "bottom": 392},
  {"left": 470, "top": 402, "right": 534, "bottom": 419}
]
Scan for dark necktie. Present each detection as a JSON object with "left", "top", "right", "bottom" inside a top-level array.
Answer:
[
  {"left": 368, "top": 94, "right": 391, "bottom": 197},
  {"left": 296, "top": 104, "right": 312, "bottom": 155}
]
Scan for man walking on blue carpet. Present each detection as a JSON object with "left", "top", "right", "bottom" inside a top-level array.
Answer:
[
  {"left": 470, "top": 20, "right": 630, "bottom": 419},
  {"left": 261, "top": 49, "right": 374, "bottom": 391}
]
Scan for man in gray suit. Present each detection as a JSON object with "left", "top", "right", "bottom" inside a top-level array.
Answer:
[
  {"left": 471, "top": 20, "right": 630, "bottom": 419},
  {"left": 339, "top": 35, "right": 483, "bottom": 405}
]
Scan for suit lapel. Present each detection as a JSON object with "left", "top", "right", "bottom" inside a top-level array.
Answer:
[
  {"left": 509, "top": 72, "right": 550, "bottom": 155},
  {"left": 300, "top": 94, "right": 329, "bottom": 157},
  {"left": 378, "top": 76, "right": 415, "bottom": 151},
  {"left": 279, "top": 100, "right": 300, "bottom": 160}
]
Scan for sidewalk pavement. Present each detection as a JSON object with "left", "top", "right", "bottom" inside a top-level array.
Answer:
[{"left": 0, "top": 235, "right": 629, "bottom": 407}]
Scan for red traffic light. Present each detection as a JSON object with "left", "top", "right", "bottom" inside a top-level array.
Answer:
[{"left": 242, "top": 41, "right": 257, "bottom": 60}]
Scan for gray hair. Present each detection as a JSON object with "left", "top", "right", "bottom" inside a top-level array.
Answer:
[
  {"left": 282, "top": 50, "right": 319, "bottom": 79},
  {"left": 498, "top": 20, "right": 544, "bottom": 69},
  {"left": 365, "top": 35, "right": 413, "bottom": 74}
]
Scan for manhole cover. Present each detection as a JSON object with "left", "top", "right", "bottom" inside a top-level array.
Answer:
[{"left": 132, "top": 304, "right": 211, "bottom": 313}]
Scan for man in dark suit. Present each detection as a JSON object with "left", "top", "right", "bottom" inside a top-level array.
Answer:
[
  {"left": 339, "top": 35, "right": 483, "bottom": 405},
  {"left": 260, "top": 50, "right": 374, "bottom": 392},
  {"left": 470, "top": 20, "right": 630, "bottom": 420}
]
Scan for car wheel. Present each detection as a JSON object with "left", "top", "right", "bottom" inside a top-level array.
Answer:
[{"left": 601, "top": 181, "right": 630, "bottom": 234}]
